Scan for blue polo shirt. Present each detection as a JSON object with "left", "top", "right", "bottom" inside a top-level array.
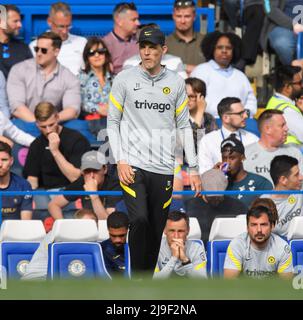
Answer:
[{"left": 1, "top": 172, "right": 33, "bottom": 220}]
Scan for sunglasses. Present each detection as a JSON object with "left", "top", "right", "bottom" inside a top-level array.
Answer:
[
  {"left": 174, "top": 0, "right": 195, "bottom": 7},
  {"left": 34, "top": 46, "right": 48, "bottom": 54},
  {"left": 88, "top": 48, "right": 107, "bottom": 57}
]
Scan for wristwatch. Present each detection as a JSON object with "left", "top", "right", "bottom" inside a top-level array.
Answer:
[{"left": 181, "top": 259, "right": 191, "bottom": 266}]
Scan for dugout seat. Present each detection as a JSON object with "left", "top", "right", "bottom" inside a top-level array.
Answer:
[
  {"left": 0, "top": 220, "right": 46, "bottom": 278},
  {"left": 207, "top": 217, "right": 246, "bottom": 277},
  {"left": 288, "top": 217, "right": 303, "bottom": 269},
  {"left": 47, "top": 219, "right": 111, "bottom": 279}
]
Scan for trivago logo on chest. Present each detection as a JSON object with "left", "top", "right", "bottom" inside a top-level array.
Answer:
[{"left": 135, "top": 100, "right": 171, "bottom": 113}]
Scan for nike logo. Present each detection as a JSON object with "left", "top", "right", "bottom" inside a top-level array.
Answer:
[
  {"left": 133, "top": 87, "right": 142, "bottom": 91},
  {"left": 113, "top": 255, "right": 121, "bottom": 260},
  {"left": 165, "top": 186, "right": 172, "bottom": 191}
]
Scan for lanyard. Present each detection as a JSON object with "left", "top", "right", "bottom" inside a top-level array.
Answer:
[{"left": 220, "top": 129, "right": 242, "bottom": 142}]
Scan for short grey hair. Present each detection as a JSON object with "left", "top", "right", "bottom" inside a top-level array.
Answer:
[{"left": 49, "top": 2, "right": 72, "bottom": 17}]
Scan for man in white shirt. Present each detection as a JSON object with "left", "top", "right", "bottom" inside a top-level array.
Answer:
[
  {"left": 29, "top": 2, "right": 87, "bottom": 75},
  {"left": 244, "top": 109, "right": 303, "bottom": 183},
  {"left": 198, "top": 97, "right": 258, "bottom": 174}
]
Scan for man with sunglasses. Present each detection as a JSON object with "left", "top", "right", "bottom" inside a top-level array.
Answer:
[
  {"left": 0, "top": 5, "right": 32, "bottom": 79},
  {"left": 266, "top": 65, "right": 303, "bottom": 147},
  {"left": 107, "top": 26, "right": 201, "bottom": 274},
  {"left": 102, "top": 2, "right": 140, "bottom": 75},
  {"left": 198, "top": 97, "right": 258, "bottom": 175},
  {"left": 7, "top": 31, "right": 81, "bottom": 123},
  {"left": 29, "top": 2, "right": 87, "bottom": 76},
  {"left": 166, "top": 0, "right": 205, "bottom": 76}
]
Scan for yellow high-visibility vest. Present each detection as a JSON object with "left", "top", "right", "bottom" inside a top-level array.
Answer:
[{"left": 266, "top": 96, "right": 301, "bottom": 145}]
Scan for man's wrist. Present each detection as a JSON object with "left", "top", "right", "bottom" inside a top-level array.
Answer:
[{"left": 181, "top": 258, "right": 191, "bottom": 266}]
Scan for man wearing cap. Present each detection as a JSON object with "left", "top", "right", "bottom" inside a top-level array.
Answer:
[
  {"left": 219, "top": 134, "right": 273, "bottom": 207},
  {"left": 186, "top": 169, "right": 247, "bottom": 245},
  {"left": 48, "top": 150, "right": 120, "bottom": 220},
  {"left": 166, "top": 0, "right": 205, "bottom": 76},
  {"left": 107, "top": 25, "right": 201, "bottom": 273}
]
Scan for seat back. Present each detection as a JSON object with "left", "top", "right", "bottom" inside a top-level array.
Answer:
[
  {"left": 47, "top": 219, "right": 109, "bottom": 279},
  {"left": 48, "top": 242, "right": 111, "bottom": 279},
  {"left": 290, "top": 240, "right": 303, "bottom": 269},
  {"left": 208, "top": 217, "right": 246, "bottom": 242},
  {"left": 287, "top": 216, "right": 303, "bottom": 241},
  {"left": 188, "top": 217, "right": 201, "bottom": 240},
  {"left": 97, "top": 220, "right": 109, "bottom": 242},
  {"left": 0, "top": 220, "right": 46, "bottom": 278},
  {"left": 207, "top": 217, "right": 246, "bottom": 277},
  {"left": 206, "top": 240, "right": 231, "bottom": 277}
]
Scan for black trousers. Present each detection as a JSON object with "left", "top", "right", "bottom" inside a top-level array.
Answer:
[
  {"left": 242, "top": 5, "right": 265, "bottom": 65},
  {"left": 121, "top": 167, "right": 174, "bottom": 272}
]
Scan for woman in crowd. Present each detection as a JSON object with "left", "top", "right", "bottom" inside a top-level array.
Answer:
[
  {"left": 191, "top": 31, "right": 257, "bottom": 118},
  {"left": 78, "top": 37, "right": 112, "bottom": 137},
  {"left": 185, "top": 77, "right": 217, "bottom": 153}
]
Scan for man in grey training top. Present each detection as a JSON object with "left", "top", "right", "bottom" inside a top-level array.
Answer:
[
  {"left": 153, "top": 210, "right": 207, "bottom": 279},
  {"left": 224, "top": 205, "right": 293, "bottom": 279},
  {"left": 107, "top": 26, "right": 201, "bottom": 274},
  {"left": 262, "top": 155, "right": 303, "bottom": 238}
]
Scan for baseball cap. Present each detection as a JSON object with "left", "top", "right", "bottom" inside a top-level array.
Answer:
[
  {"left": 221, "top": 134, "right": 245, "bottom": 155},
  {"left": 80, "top": 151, "right": 106, "bottom": 171},
  {"left": 201, "top": 169, "right": 228, "bottom": 196},
  {"left": 138, "top": 26, "right": 165, "bottom": 46}
]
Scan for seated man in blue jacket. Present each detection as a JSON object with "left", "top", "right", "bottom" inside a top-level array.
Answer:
[{"left": 101, "top": 211, "right": 129, "bottom": 276}]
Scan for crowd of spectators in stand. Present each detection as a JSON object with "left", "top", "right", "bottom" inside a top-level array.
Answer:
[{"left": 0, "top": 0, "right": 303, "bottom": 278}]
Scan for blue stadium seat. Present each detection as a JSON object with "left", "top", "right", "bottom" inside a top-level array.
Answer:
[
  {"left": 0, "top": 220, "right": 46, "bottom": 278},
  {"left": 11, "top": 119, "right": 100, "bottom": 147},
  {"left": 4, "top": 0, "right": 215, "bottom": 43},
  {"left": 47, "top": 242, "right": 111, "bottom": 279},
  {"left": 207, "top": 240, "right": 230, "bottom": 277},
  {"left": 215, "top": 118, "right": 260, "bottom": 137},
  {"left": 123, "top": 242, "right": 131, "bottom": 278},
  {"left": 1, "top": 242, "right": 40, "bottom": 278},
  {"left": 290, "top": 240, "right": 303, "bottom": 269},
  {"left": 46, "top": 219, "right": 111, "bottom": 279},
  {"left": 297, "top": 32, "right": 303, "bottom": 59},
  {"left": 206, "top": 217, "right": 246, "bottom": 277}
]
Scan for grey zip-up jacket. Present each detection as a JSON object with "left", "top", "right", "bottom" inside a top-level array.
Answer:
[
  {"left": 107, "top": 65, "right": 197, "bottom": 175},
  {"left": 153, "top": 238, "right": 207, "bottom": 279}
]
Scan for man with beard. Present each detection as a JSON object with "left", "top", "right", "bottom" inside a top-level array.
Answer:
[
  {"left": 219, "top": 134, "right": 272, "bottom": 207},
  {"left": 224, "top": 205, "right": 293, "bottom": 279},
  {"left": 101, "top": 211, "right": 129, "bottom": 276},
  {"left": 0, "top": 5, "right": 32, "bottom": 78},
  {"left": 266, "top": 65, "right": 303, "bottom": 146},
  {"left": 0, "top": 141, "right": 33, "bottom": 220},
  {"left": 186, "top": 168, "right": 247, "bottom": 245}
]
